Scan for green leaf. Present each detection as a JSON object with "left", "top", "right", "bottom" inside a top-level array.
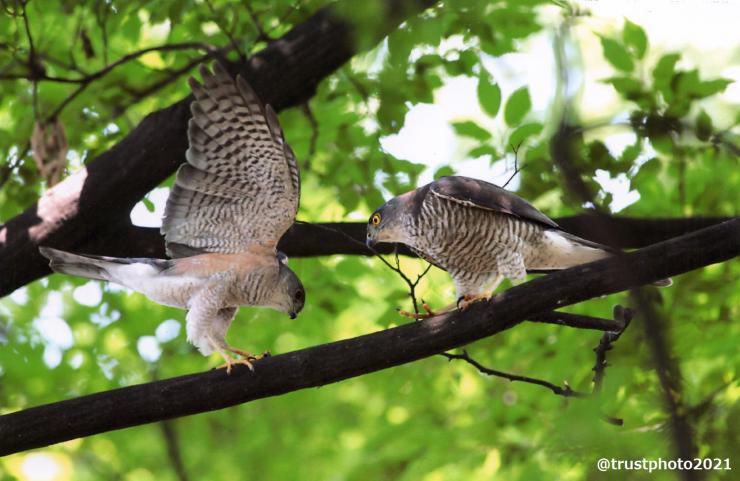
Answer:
[
  {"left": 587, "top": 140, "right": 616, "bottom": 170},
  {"left": 503, "top": 87, "right": 531, "bottom": 127},
  {"left": 599, "top": 37, "right": 634, "bottom": 72},
  {"left": 142, "top": 197, "right": 155, "bottom": 213},
  {"left": 673, "top": 70, "right": 729, "bottom": 99},
  {"left": 694, "top": 78, "right": 733, "bottom": 97},
  {"left": 467, "top": 145, "right": 500, "bottom": 159},
  {"left": 434, "top": 165, "right": 455, "bottom": 178},
  {"left": 605, "top": 77, "right": 642, "bottom": 96},
  {"left": 696, "top": 110, "right": 713, "bottom": 141},
  {"left": 619, "top": 140, "right": 643, "bottom": 165},
  {"left": 388, "top": 26, "right": 414, "bottom": 66},
  {"left": 508, "top": 122, "right": 543, "bottom": 147},
  {"left": 653, "top": 53, "right": 681, "bottom": 102},
  {"left": 623, "top": 19, "right": 648, "bottom": 59},
  {"left": 653, "top": 53, "right": 681, "bottom": 84},
  {"left": 451, "top": 121, "right": 492, "bottom": 141},
  {"left": 477, "top": 69, "right": 502, "bottom": 118}
]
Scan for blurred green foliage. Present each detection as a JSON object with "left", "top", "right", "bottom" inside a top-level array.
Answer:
[{"left": 1, "top": 1, "right": 738, "bottom": 480}]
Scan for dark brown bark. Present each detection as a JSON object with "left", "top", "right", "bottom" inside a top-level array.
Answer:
[
  {"left": 0, "top": 0, "right": 435, "bottom": 297},
  {"left": 1, "top": 218, "right": 737, "bottom": 456}
]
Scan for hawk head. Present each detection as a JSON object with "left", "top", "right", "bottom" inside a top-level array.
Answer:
[
  {"left": 273, "top": 262, "right": 305, "bottom": 319},
  {"left": 366, "top": 190, "right": 419, "bottom": 248}
]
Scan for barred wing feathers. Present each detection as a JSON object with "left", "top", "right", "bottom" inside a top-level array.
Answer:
[{"left": 162, "top": 63, "right": 300, "bottom": 258}]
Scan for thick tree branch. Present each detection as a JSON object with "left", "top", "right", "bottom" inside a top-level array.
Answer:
[
  {"left": 0, "top": 218, "right": 737, "bottom": 456},
  {"left": 0, "top": 0, "right": 436, "bottom": 297}
]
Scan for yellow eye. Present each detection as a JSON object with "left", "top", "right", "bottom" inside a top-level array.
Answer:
[{"left": 371, "top": 213, "right": 381, "bottom": 226}]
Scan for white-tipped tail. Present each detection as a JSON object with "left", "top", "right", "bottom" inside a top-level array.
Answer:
[
  {"left": 532, "top": 231, "right": 672, "bottom": 287},
  {"left": 536, "top": 230, "right": 612, "bottom": 268},
  {"left": 39, "top": 247, "right": 172, "bottom": 286}
]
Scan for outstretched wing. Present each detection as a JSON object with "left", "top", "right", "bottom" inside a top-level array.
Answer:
[
  {"left": 430, "top": 176, "right": 558, "bottom": 229},
  {"left": 162, "top": 63, "right": 300, "bottom": 258}
]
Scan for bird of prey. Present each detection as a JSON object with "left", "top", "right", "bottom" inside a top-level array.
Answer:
[
  {"left": 40, "top": 63, "right": 305, "bottom": 372},
  {"left": 366, "top": 175, "right": 669, "bottom": 316}
]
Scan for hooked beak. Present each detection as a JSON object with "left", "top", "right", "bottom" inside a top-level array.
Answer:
[
  {"left": 289, "top": 312, "right": 297, "bottom": 320},
  {"left": 366, "top": 237, "right": 376, "bottom": 249}
]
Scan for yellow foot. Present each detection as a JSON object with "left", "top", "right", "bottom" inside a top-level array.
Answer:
[
  {"left": 217, "top": 355, "right": 255, "bottom": 374},
  {"left": 398, "top": 302, "right": 454, "bottom": 319},
  {"left": 457, "top": 294, "right": 488, "bottom": 311},
  {"left": 217, "top": 348, "right": 271, "bottom": 374}
]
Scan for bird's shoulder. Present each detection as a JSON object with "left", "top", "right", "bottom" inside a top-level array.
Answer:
[
  {"left": 429, "top": 175, "right": 559, "bottom": 229},
  {"left": 164, "top": 247, "right": 278, "bottom": 278}
]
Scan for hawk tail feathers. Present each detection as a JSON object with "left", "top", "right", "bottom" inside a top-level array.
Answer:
[
  {"left": 39, "top": 247, "right": 173, "bottom": 285},
  {"left": 39, "top": 247, "right": 113, "bottom": 282},
  {"left": 541, "top": 231, "right": 672, "bottom": 287}
]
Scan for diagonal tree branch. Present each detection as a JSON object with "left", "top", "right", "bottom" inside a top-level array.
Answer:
[{"left": 0, "top": 218, "right": 737, "bottom": 456}]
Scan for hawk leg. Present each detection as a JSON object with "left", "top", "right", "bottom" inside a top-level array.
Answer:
[
  {"left": 209, "top": 337, "right": 268, "bottom": 374},
  {"left": 398, "top": 301, "right": 456, "bottom": 319}
]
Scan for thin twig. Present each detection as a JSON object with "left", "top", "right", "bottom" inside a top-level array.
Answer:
[
  {"left": 444, "top": 350, "right": 587, "bottom": 397},
  {"left": 301, "top": 102, "right": 319, "bottom": 166},
  {"left": 502, "top": 140, "right": 524, "bottom": 188},
  {"left": 111, "top": 50, "right": 226, "bottom": 119},
  {"left": 204, "top": 0, "right": 247, "bottom": 59},
  {"left": 46, "top": 42, "right": 217, "bottom": 121},
  {"left": 592, "top": 305, "right": 632, "bottom": 394},
  {"left": 245, "top": 3, "right": 274, "bottom": 43}
]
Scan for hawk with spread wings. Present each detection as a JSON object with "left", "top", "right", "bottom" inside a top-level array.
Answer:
[
  {"left": 40, "top": 63, "right": 304, "bottom": 372},
  {"left": 366, "top": 176, "right": 669, "bottom": 317}
]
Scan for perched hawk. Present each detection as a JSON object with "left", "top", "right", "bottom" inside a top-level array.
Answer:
[
  {"left": 366, "top": 176, "right": 669, "bottom": 316},
  {"left": 40, "top": 63, "right": 304, "bottom": 372}
]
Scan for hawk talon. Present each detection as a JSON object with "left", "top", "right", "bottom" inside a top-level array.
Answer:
[
  {"left": 217, "top": 354, "right": 254, "bottom": 374},
  {"left": 216, "top": 346, "right": 271, "bottom": 374},
  {"left": 457, "top": 294, "right": 488, "bottom": 311},
  {"left": 456, "top": 296, "right": 465, "bottom": 309},
  {"left": 227, "top": 347, "right": 269, "bottom": 362},
  {"left": 398, "top": 309, "right": 434, "bottom": 320}
]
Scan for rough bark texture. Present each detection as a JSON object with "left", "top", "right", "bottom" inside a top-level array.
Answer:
[
  {"left": 0, "top": 0, "right": 435, "bottom": 297},
  {"left": 1, "top": 218, "right": 737, "bottom": 456}
]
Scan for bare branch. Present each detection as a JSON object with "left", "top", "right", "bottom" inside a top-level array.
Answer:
[
  {"left": 592, "top": 305, "right": 633, "bottom": 394},
  {"left": 46, "top": 42, "right": 219, "bottom": 121},
  {"left": 502, "top": 140, "right": 524, "bottom": 189},
  {"left": 443, "top": 350, "right": 586, "bottom": 397}
]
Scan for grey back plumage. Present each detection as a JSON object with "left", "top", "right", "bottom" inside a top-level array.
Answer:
[
  {"left": 430, "top": 176, "right": 558, "bottom": 229},
  {"left": 162, "top": 62, "right": 300, "bottom": 258}
]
